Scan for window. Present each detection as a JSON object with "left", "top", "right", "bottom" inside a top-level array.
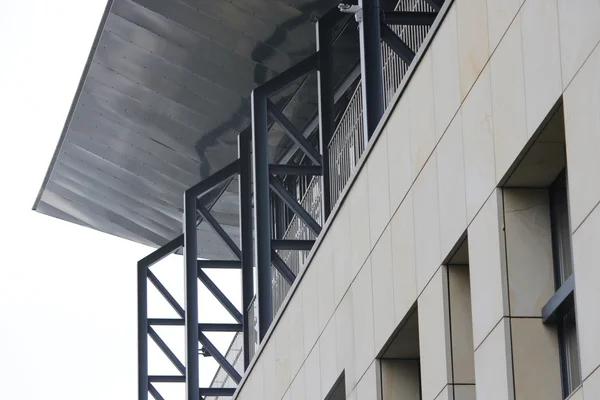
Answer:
[
  {"left": 543, "top": 170, "right": 581, "bottom": 398},
  {"left": 380, "top": 307, "right": 421, "bottom": 400},
  {"left": 550, "top": 172, "right": 573, "bottom": 285}
]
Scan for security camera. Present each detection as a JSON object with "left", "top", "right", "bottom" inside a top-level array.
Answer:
[
  {"left": 338, "top": 3, "right": 363, "bottom": 22},
  {"left": 338, "top": 3, "right": 361, "bottom": 13}
]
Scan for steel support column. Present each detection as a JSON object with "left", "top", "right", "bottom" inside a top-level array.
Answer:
[
  {"left": 137, "top": 261, "right": 148, "bottom": 400},
  {"left": 359, "top": 0, "right": 384, "bottom": 139},
  {"left": 183, "top": 192, "right": 199, "bottom": 400},
  {"left": 251, "top": 89, "right": 273, "bottom": 340},
  {"left": 238, "top": 132, "right": 254, "bottom": 369},
  {"left": 317, "top": 14, "right": 335, "bottom": 221}
]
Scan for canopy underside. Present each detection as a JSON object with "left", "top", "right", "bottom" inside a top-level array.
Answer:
[{"left": 34, "top": 0, "right": 359, "bottom": 258}]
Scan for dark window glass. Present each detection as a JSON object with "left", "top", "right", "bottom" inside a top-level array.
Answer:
[
  {"left": 549, "top": 170, "right": 581, "bottom": 397},
  {"left": 558, "top": 309, "right": 581, "bottom": 394},
  {"left": 550, "top": 173, "right": 573, "bottom": 286}
]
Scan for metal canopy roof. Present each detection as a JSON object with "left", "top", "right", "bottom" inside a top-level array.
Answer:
[{"left": 33, "top": 0, "right": 360, "bottom": 258}]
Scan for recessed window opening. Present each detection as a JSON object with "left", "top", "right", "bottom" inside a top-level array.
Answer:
[
  {"left": 380, "top": 307, "right": 422, "bottom": 400},
  {"left": 546, "top": 170, "right": 581, "bottom": 398}
]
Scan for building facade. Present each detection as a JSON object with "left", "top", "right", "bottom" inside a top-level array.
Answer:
[
  {"left": 33, "top": 0, "right": 600, "bottom": 399},
  {"left": 233, "top": 1, "right": 600, "bottom": 399}
]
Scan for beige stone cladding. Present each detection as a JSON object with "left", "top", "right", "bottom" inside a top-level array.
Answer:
[{"left": 233, "top": 0, "right": 600, "bottom": 398}]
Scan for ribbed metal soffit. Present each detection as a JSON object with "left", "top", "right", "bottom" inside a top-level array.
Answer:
[{"left": 33, "top": 0, "right": 359, "bottom": 258}]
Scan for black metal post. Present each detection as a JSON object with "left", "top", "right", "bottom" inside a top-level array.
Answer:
[
  {"left": 359, "top": 0, "right": 384, "bottom": 139},
  {"left": 137, "top": 261, "right": 148, "bottom": 400},
  {"left": 251, "top": 89, "right": 273, "bottom": 340},
  {"left": 317, "top": 15, "right": 335, "bottom": 221},
  {"left": 183, "top": 191, "right": 200, "bottom": 400},
  {"left": 238, "top": 132, "right": 254, "bottom": 369}
]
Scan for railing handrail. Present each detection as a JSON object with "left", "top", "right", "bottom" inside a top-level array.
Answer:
[{"left": 206, "top": 1, "right": 438, "bottom": 394}]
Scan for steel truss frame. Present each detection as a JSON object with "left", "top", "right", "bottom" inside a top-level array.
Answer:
[{"left": 137, "top": 1, "right": 443, "bottom": 399}]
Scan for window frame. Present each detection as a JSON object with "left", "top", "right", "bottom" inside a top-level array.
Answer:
[{"left": 542, "top": 169, "right": 581, "bottom": 398}]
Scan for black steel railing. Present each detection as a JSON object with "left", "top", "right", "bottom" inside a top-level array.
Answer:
[{"left": 138, "top": 1, "right": 445, "bottom": 398}]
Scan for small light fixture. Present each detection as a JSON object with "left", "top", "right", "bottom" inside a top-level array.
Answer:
[{"left": 338, "top": 3, "right": 363, "bottom": 23}]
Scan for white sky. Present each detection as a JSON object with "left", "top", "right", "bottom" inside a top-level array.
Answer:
[{"left": 0, "top": 1, "right": 240, "bottom": 398}]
